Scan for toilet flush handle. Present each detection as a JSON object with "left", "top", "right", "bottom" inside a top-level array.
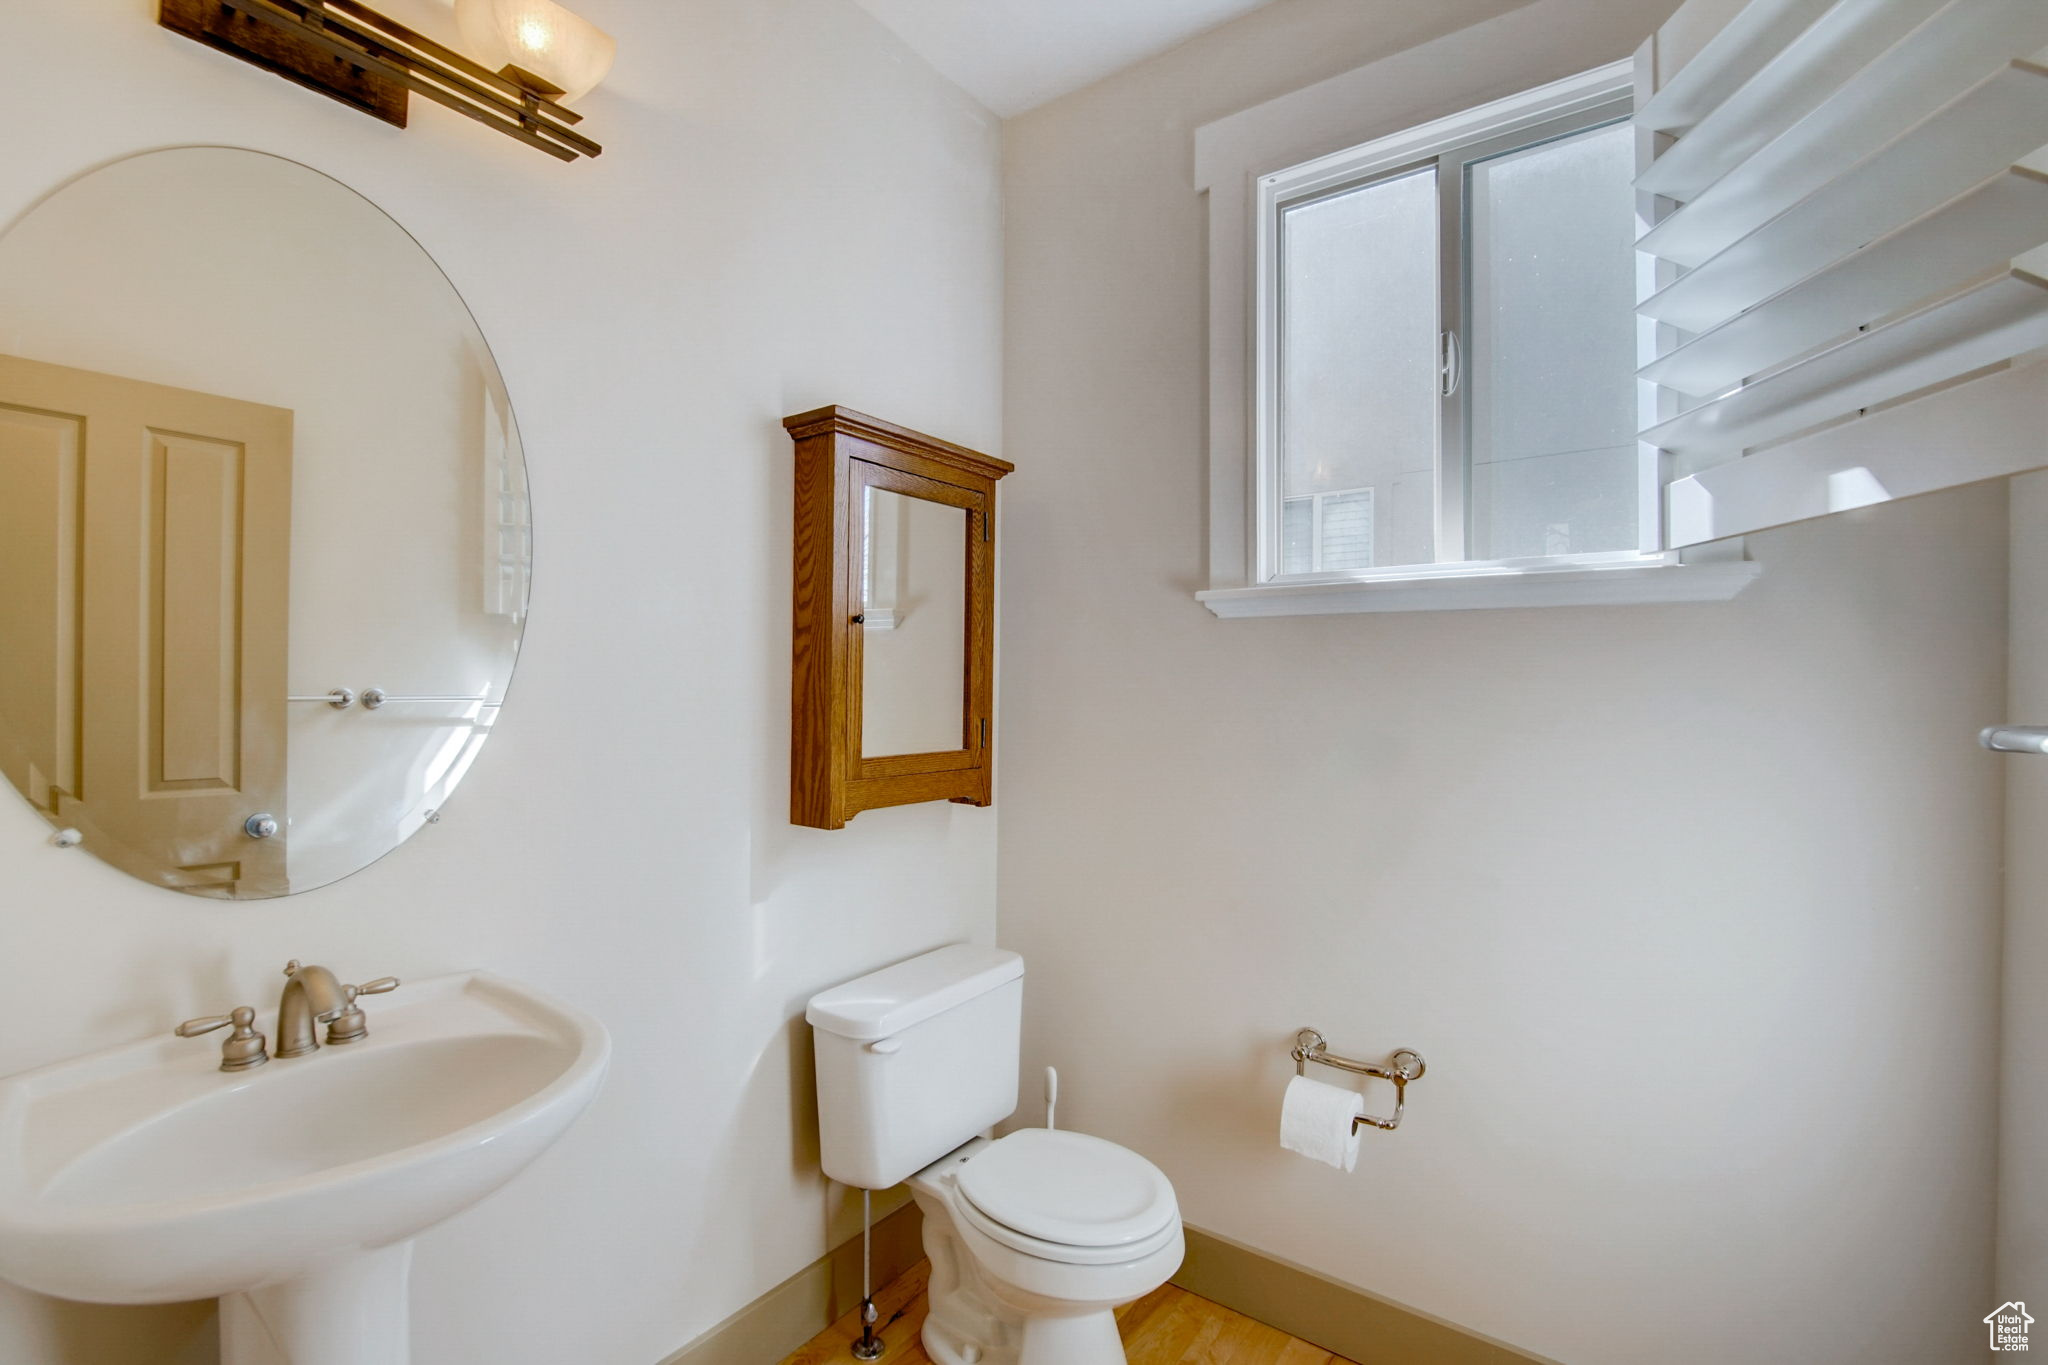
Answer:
[{"left": 865, "top": 1037, "right": 904, "bottom": 1055}]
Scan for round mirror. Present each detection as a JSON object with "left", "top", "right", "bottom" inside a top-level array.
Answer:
[{"left": 0, "top": 148, "right": 529, "bottom": 898}]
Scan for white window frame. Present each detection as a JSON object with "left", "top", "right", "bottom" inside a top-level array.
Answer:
[
  {"left": 1258, "top": 81, "right": 1640, "bottom": 580},
  {"left": 1195, "top": 50, "right": 1759, "bottom": 618}
]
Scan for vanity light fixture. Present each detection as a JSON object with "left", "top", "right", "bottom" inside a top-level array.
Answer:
[{"left": 158, "top": 0, "right": 609, "bottom": 161}]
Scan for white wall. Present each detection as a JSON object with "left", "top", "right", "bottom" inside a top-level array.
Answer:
[
  {"left": 0, "top": 1, "right": 1000, "bottom": 1361},
  {"left": 998, "top": 2, "right": 2009, "bottom": 1361}
]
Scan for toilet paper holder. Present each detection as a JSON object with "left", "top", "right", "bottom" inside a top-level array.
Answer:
[{"left": 1291, "top": 1029, "right": 1426, "bottom": 1133}]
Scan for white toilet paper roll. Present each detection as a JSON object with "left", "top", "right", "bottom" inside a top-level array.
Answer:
[{"left": 1280, "top": 1074, "right": 1365, "bottom": 1172}]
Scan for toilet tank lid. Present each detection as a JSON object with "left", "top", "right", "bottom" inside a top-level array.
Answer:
[{"left": 807, "top": 945, "right": 1023, "bottom": 1041}]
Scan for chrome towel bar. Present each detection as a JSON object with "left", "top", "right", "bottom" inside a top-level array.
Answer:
[
  {"left": 359, "top": 689, "right": 493, "bottom": 710},
  {"left": 285, "top": 688, "right": 493, "bottom": 710},
  {"left": 1292, "top": 1029, "right": 1426, "bottom": 1133},
  {"left": 288, "top": 689, "right": 356, "bottom": 708},
  {"left": 1982, "top": 726, "right": 2048, "bottom": 755}
]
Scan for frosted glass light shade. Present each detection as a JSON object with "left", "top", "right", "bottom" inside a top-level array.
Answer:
[{"left": 454, "top": 0, "right": 616, "bottom": 103}]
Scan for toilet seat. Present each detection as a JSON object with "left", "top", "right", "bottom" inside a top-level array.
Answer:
[
  {"left": 954, "top": 1129, "right": 1178, "bottom": 1267},
  {"left": 953, "top": 1189, "right": 1182, "bottom": 1267}
]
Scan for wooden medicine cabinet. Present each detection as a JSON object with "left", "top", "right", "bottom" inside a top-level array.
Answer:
[{"left": 784, "top": 407, "right": 1012, "bottom": 829}]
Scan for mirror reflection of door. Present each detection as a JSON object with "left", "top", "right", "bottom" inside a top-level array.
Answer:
[
  {"left": 860, "top": 485, "right": 967, "bottom": 758},
  {"left": 0, "top": 354, "right": 292, "bottom": 896}
]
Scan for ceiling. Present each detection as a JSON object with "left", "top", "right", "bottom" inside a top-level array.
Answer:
[{"left": 851, "top": 0, "right": 1279, "bottom": 117}]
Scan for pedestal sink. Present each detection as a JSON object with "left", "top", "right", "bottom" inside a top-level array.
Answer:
[{"left": 0, "top": 971, "right": 609, "bottom": 1365}]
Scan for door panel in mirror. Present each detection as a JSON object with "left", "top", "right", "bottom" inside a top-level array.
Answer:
[
  {"left": 0, "top": 403, "right": 84, "bottom": 817},
  {"left": 0, "top": 353, "right": 292, "bottom": 896}
]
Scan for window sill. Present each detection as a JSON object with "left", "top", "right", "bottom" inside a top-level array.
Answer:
[{"left": 1195, "top": 559, "right": 1762, "bottom": 618}]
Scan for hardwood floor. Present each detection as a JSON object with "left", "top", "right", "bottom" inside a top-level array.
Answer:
[{"left": 781, "top": 1260, "right": 1359, "bottom": 1365}]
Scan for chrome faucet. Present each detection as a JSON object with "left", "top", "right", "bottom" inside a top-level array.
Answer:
[{"left": 276, "top": 961, "right": 350, "bottom": 1059}]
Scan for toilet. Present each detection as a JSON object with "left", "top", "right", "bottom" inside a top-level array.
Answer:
[{"left": 808, "top": 945, "right": 1183, "bottom": 1365}]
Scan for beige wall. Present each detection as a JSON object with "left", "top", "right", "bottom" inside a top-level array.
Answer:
[
  {"left": 2000, "top": 472, "right": 2048, "bottom": 1300},
  {"left": 0, "top": 0, "right": 1000, "bottom": 1361},
  {"left": 998, "top": 2, "right": 2008, "bottom": 1361}
]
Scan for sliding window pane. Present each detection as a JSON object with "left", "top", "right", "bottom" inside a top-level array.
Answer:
[
  {"left": 1465, "top": 121, "right": 1638, "bottom": 560},
  {"left": 1278, "top": 167, "right": 1439, "bottom": 572}
]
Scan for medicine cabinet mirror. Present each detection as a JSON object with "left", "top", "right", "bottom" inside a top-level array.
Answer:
[
  {"left": 784, "top": 407, "right": 1011, "bottom": 829},
  {"left": 0, "top": 148, "right": 530, "bottom": 898}
]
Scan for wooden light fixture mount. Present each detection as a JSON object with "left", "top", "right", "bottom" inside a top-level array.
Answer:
[{"left": 159, "top": 0, "right": 601, "bottom": 162}]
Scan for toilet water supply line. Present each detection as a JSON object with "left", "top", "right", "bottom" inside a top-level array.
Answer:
[{"left": 854, "top": 1189, "right": 883, "bottom": 1360}]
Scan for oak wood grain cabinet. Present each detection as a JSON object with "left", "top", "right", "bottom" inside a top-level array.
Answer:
[{"left": 784, "top": 407, "right": 1013, "bottom": 829}]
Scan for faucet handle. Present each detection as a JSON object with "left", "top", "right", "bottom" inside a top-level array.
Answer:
[
  {"left": 175, "top": 1005, "right": 270, "bottom": 1072},
  {"left": 326, "top": 976, "right": 401, "bottom": 1046},
  {"left": 174, "top": 1007, "right": 245, "bottom": 1037}
]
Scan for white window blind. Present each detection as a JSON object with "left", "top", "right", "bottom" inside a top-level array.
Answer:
[{"left": 1635, "top": 0, "right": 2048, "bottom": 547}]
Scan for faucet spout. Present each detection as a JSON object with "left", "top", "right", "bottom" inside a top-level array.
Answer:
[{"left": 275, "top": 961, "right": 348, "bottom": 1059}]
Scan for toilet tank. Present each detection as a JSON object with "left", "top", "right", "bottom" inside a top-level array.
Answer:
[{"left": 807, "top": 945, "right": 1023, "bottom": 1190}]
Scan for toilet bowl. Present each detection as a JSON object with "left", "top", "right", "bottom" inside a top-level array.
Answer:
[{"left": 908, "top": 1131, "right": 1184, "bottom": 1365}]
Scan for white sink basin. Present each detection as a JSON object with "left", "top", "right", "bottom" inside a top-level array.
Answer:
[{"left": 0, "top": 970, "right": 608, "bottom": 1365}]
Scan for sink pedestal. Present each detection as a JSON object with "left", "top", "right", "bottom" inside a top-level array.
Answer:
[{"left": 217, "top": 1242, "right": 413, "bottom": 1365}]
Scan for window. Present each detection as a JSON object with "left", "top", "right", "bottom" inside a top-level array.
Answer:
[
  {"left": 1259, "top": 74, "right": 1646, "bottom": 583},
  {"left": 1197, "top": 58, "right": 1761, "bottom": 616}
]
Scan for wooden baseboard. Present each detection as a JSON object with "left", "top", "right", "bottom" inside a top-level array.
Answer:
[
  {"left": 658, "top": 1199, "right": 926, "bottom": 1365},
  {"left": 1172, "top": 1225, "right": 1559, "bottom": 1365}
]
